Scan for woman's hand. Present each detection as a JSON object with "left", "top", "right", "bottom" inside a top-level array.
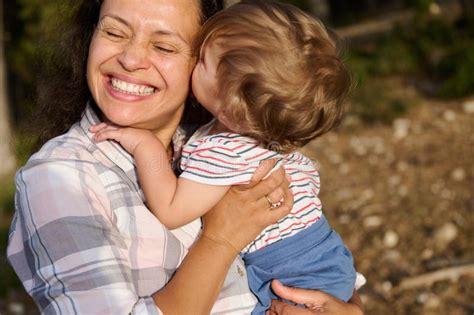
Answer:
[
  {"left": 267, "top": 280, "right": 364, "bottom": 315},
  {"left": 155, "top": 160, "right": 293, "bottom": 314},
  {"left": 202, "top": 160, "right": 293, "bottom": 255}
]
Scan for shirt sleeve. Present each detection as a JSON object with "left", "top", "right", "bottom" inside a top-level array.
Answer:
[
  {"left": 7, "top": 161, "right": 162, "bottom": 315},
  {"left": 179, "top": 138, "right": 259, "bottom": 186}
]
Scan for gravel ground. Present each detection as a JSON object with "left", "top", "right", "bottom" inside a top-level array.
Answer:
[{"left": 303, "top": 92, "right": 473, "bottom": 314}]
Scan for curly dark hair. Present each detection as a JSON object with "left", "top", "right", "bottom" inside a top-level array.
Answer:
[{"left": 35, "top": 0, "right": 224, "bottom": 147}]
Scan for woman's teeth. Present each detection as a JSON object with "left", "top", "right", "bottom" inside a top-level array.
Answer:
[{"left": 111, "top": 77, "right": 155, "bottom": 96}]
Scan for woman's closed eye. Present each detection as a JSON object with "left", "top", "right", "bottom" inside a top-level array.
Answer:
[
  {"left": 153, "top": 43, "right": 177, "bottom": 54},
  {"left": 99, "top": 27, "right": 127, "bottom": 41},
  {"left": 106, "top": 30, "right": 125, "bottom": 38}
]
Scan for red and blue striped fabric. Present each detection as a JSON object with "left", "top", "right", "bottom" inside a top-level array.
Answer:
[{"left": 180, "top": 132, "right": 323, "bottom": 253}]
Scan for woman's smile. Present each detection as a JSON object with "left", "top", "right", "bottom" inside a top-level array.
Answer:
[{"left": 110, "top": 77, "right": 156, "bottom": 96}]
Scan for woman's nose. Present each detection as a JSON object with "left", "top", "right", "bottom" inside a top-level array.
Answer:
[{"left": 118, "top": 42, "right": 151, "bottom": 72}]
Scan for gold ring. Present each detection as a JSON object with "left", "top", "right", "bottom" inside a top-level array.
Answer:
[{"left": 265, "top": 196, "right": 282, "bottom": 209}]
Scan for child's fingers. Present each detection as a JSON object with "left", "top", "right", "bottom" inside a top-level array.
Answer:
[
  {"left": 89, "top": 122, "right": 108, "bottom": 133},
  {"left": 94, "top": 129, "right": 123, "bottom": 143}
]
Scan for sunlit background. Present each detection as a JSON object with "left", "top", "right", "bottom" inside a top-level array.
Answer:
[{"left": 1, "top": 0, "right": 473, "bottom": 314}]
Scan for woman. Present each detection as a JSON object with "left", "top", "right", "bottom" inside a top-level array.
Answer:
[{"left": 7, "top": 0, "right": 363, "bottom": 314}]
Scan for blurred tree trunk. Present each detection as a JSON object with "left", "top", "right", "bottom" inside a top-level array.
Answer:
[
  {"left": 459, "top": 0, "right": 474, "bottom": 17},
  {"left": 0, "top": 1, "right": 16, "bottom": 177}
]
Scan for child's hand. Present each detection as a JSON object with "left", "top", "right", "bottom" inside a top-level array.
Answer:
[{"left": 90, "top": 122, "right": 158, "bottom": 155}]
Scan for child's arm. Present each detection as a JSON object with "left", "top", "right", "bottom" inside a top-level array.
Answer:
[{"left": 91, "top": 123, "right": 230, "bottom": 229}]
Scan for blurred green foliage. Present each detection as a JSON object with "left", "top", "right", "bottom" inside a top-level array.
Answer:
[
  {"left": 0, "top": 133, "right": 36, "bottom": 298},
  {"left": 0, "top": 170, "right": 18, "bottom": 297},
  {"left": 5, "top": 0, "right": 67, "bottom": 124},
  {"left": 346, "top": 8, "right": 474, "bottom": 124}
]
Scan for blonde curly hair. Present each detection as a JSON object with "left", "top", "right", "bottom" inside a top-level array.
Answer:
[{"left": 194, "top": 0, "right": 352, "bottom": 153}]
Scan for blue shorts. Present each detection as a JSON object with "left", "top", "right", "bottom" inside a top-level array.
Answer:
[{"left": 242, "top": 215, "right": 356, "bottom": 315}]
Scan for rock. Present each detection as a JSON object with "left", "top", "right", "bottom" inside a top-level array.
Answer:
[
  {"left": 398, "top": 185, "right": 409, "bottom": 197},
  {"left": 339, "top": 214, "right": 350, "bottom": 225},
  {"left": 329, "top": 153, "right": 342, "bottom": 164},
  {"left": 393, "top": 118, "right": 411, "bottom": 140},
  {"left": 462, "top": 100, "right": 474, "bottom": 113},
  {"left": 451, "top": 168, "right": 466, "bottom": 181},
  {"left": 336, "top": 189, "right": 353, "bottom": 201},
  {"left": 381, "top": 281, "right": 393, "bottom": 292},
  {"left": 443, "top": 110, "right": 456, "bottom": 122},
  {"left": 430, "top": 180, "right": 444, "bottom": 194},
  {"left": 421, "top": 248, "right": 434, "bottom": 260},
  {"left": 417, "top": 292, "right": 430, "bottom": 304},
  {"left": 424, "top": 294, "right": 441, "bottom": 309},
  {"left": 338, "top": 163, "right": 350, "bottom": 175},
  {"left": 349, "top": 137, "right": 368, "bottom": 156},
  {"left": 361, "top": 189, "right": 375, "bottom": 202},
  {"left": 388, "top": 175, "right": 401, "bottom": 186},
  {"left": 440, "top": 188, "right": 454, "bottom": 200},
  {"left": 364, "top": 215, "right": 382, "bottom": 228},
  {"left": 373, "top": 137, "right": 386, "bottom": 155},
  {"left": 396, "top": 161, "right": 408, "bottom": 172},
  {"left": 434, "top": 222, "right": 458, "bottom": 246},
  {"left": 417, "top": 292, "right": 440, "bottom": 308},
  {"left": 384, "top": 230, "right": 399, "bottom": 248},
  {"left": 8, "top": 303, "right": 25, "bottom": 315},
  {"left": 384, "top": 249, "right": 401, "bottom": 262}
]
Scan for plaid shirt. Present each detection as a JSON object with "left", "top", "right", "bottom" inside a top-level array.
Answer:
[{"left": 7, "top": 104, "right": 256, "bottom": 314}]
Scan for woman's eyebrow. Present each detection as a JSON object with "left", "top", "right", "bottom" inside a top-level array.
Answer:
[
  {"left": 153, "top": 30, "right": 188, "bottom": 45},
  {"left": 100, "top": 15, "right": 130, "bottom": 28}
]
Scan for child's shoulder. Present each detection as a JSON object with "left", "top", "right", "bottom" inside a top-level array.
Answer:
[
  {"left": 183, "top": 132, "right": 277, "bottom": 162},
  {"left": 187, "top": 132, "right": 256, "bottom": 147}
]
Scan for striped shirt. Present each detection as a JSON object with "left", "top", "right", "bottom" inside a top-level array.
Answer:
[
  {"left": 7, "top": 104, "right": 256, "bottom": 314},
  {"left": 180, "top": 126, "right": 322, "bottom": 253}
]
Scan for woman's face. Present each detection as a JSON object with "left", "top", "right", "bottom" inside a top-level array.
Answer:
[{"left": 87, "top": 0, "right": 201, "bottom": 134}]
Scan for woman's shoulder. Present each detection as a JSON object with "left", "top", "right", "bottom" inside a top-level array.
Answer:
[
  {"left": 27, "top": 123, "right": 96, "bottom": 166},
  {"left": 18, "top": 125, "right": 103, "bottom": 188}
]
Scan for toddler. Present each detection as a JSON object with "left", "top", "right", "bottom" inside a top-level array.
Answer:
[{"left": 92, "top": 1, "right": 357, "bottom": 313}]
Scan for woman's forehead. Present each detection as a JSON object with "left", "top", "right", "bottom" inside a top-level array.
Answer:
[{"left": 100, "top": 0, "right": 201, "bottom": 41}]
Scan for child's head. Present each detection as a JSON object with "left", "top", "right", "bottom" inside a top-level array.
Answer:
[{"left": 192, "top": 0, "right": 352, "bottom": 152}]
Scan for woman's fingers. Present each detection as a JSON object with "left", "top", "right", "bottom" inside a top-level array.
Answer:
[
  {"left": 265, "top": 186, "right": 285, "bottom": 207},
  {"left": 271, "top": 280, "right": 326, "bottom": 306},
  {"left": 269, "top": 280, "right": 364, "bottom": 315},
  {"left": 247, "top": 159, "right": 277, "bottom": 187},
  {"left": 267, "top": 300, "right": 312, "bottom": 315},
  {"left": 245, "top": 167, "right": 287, "bottom": 201}
]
